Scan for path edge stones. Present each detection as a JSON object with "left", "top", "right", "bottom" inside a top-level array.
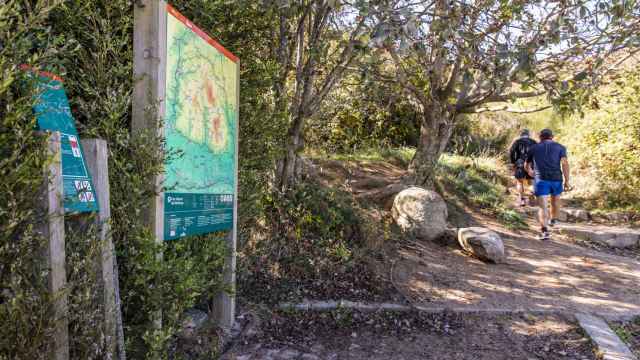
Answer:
[{"left": 576, "top": 313, "right": 638, "bottom": 360}]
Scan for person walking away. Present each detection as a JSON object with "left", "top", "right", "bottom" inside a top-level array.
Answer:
[
  {"left": 509, "top": 129, "right": 537, "bottom": 206},
  {"left": 525, "top": 129, "right": 571, "bottom": 240}
]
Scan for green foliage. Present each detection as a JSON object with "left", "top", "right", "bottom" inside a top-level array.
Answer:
[
  {"left": 449, "top": 104, "right": 560, "bottom": 158},
  {"left": 559, "top": 70, "right": 640, "bottom": 210},
  {"left": 0, "top": 2, "right": 64, "bottom": 359},
  {"left": 307, "top": 75, "right": 420, "bottom": 153},
  {"left": 436, "top": 154, "right": 526, "bottom": 229},
  {"left": 44, "top": 1, "right": 236, "bottom": 356},
  {"left": 1, "top": 0, "right": 258, "bottom": 357}
]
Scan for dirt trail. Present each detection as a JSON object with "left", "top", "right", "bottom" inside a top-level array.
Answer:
[
  {"left": 318, "top": 158, "right": 640, "bottom": 318},
  {"left": 393, "top": 211, "right": 640, "bottom": 318}
]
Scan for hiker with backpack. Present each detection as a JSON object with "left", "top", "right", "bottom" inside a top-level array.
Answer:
[
  {"left": 509, "top": 129, "right": 537, "bottom": 206},
  {"left": 525, "top": 129, "right": 571, "bottom": 240}
]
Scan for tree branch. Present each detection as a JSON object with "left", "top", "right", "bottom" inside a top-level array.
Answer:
[{"left": 461, "top": 104, "right": 551, "bottom": 114}]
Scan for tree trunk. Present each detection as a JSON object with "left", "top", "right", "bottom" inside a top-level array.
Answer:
[
  {"left": 276, "top": 113, "right": 305, "bottom": 191},
  {"left": 406, "top": 104, "right": 456, "bottom": 187}
]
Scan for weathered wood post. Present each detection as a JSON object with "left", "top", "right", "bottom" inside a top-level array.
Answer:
[
  {"left": 132, "top": 0, "right": 167, "bottom": 330},
  {"left": 43, "top": 131, "right": 69, "bottom": 360},
  {"left": 82, "top": 139, "right": 124, "bottom": 359},
  {"left": 213, "top": 61, "right": 240, "bottom": 331}
]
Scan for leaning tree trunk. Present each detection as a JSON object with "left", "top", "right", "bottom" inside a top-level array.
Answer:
[{"left": 406, "top": 104, "right": 456, "bottom": 187}]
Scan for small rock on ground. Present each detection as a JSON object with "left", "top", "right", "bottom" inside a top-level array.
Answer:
[{"left": 458, "top": 227, "right": 506, "bottom": 263}]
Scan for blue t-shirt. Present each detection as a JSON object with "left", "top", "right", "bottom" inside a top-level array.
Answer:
[{"left": 526, "top": 140, "right": 567, "bottom": 181}]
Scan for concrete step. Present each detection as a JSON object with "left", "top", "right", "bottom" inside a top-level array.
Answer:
[{"left": 555, "top": 224, "right": 640, "bottom": 248}]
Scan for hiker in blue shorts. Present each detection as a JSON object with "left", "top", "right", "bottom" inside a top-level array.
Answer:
[{"left": 525, "top": 129, "right": 571, "bottom": 240}]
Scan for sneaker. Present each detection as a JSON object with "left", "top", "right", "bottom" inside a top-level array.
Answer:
[
  {"left": 549, "top": 219, "right": 557, "bottom": 227},
  {"left": 538, "top": 227, "right": 550, "bottom": 241},
  {"left": 520, "top": 198, "right": 527, "bottom": 207}
]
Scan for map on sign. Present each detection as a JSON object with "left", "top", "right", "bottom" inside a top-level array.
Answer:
[
  {"left": 163, "top": 5, "right": 238, "bottom": 240},
  {"left": 27, "top": 70, "right": 99, "bottom": 214}
]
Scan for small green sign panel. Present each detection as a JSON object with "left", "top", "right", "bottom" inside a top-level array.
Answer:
[
  {"left": 163, "top": 5, "right": 239, "bottom": 240},
  {"left": 29, "top": 70, "right": 99, "bottom": 213}
]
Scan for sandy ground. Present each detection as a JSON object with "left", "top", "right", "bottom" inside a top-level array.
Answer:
[{"left": 393, "top": 213, "right": 640, "bottom": 318}]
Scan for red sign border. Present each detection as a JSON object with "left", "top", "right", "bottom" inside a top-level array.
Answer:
[
  {"left": 166, "top": 4, "right": 239, "bottom": 64},
  {"left": 19, "top": 64, "right": 64, "bottom": 82}
]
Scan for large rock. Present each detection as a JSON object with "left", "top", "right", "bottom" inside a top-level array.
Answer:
[
  {"left": 458, "top": 227, "right": 506, "bottom": 263},
  {"left": 391, "top": 187, "right": 448, "bottom": 242}
]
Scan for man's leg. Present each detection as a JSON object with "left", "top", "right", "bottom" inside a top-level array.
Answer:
[
  {"left": 538, "top": 195, "right": 550, "bottom": 229},
  {"left": 516, "top": 179, "right": 525, "bottom": 205},
  {"left": 550, "top": 195, "right": 562, "bottom": 222}
]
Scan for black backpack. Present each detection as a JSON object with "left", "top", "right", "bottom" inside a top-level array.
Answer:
[{"left": 511, "top": 138, "right": 535, "bottom": 167}]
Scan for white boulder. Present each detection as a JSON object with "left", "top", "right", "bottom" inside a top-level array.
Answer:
[{"left": 392, "top": 187, "right": 448, "bottom": 242}]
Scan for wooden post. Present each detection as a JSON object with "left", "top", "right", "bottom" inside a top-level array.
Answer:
[
  {"left": 213, "top": 62, "right": 240, "bottom": 331},
  {"left": 44, "top": 131, "right": 69, "bottom": 360},
  {"left": 82, "top": 139, "right": 123, "bottom": 359},
  {"left": 133, "top": 0, "right": 167, "bottom": 330}
]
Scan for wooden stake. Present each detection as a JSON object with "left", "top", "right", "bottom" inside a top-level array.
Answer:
[
  {"left": 133, "top": 0, "right": 167, "bottom": 330},
  {"left": 44, "top": 131, "right": 69, "bottom": 360},
  {"left": 82, "top": 139, "right": 123, "bottom": 359}
]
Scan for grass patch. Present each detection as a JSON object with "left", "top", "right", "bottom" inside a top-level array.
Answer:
[
  {"left": 611, "top": 317, "right": 640, "bottom": 357},
  {"left": 436, "top": 154, "right": 527, "bottom": 229}
]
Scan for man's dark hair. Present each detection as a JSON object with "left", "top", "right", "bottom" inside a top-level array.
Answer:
[{"left": 540, "top": 128, "right": 553, "bottom": 140}]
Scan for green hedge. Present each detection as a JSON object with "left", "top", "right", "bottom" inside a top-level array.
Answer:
[{"left": 1, "top": 0, "right": 284, "bottom": 358}]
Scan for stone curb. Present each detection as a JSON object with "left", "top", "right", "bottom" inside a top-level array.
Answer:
[
  {"left": 576, "top": 313, "right": 638, "bottom": 360},
  {"left": 278, "top": 301, "right": 640, "bottom": 321}
]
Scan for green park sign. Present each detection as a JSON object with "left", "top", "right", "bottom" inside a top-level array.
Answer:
[
  {"left": 162, "top": 5, "right": 239, "bottom": 240},
  {"left": 25, "top": 67, "right": 99, "bottom": 214}
]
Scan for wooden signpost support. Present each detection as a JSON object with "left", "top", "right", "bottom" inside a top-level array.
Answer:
[
  {"left": 133, "top": 0, "right": 167, "bottom": 331},
  {"left": 212, "top": 62, "right": 240, "bottom": 331},
  {"left": 42, "top": 133, "right": 125, "bottom": 360},
  {"left": 44, "top": 131, "right": 69, "bottom": 360},
  {"left": 82, "top": 139, "right": 123, "bottom": 359}
]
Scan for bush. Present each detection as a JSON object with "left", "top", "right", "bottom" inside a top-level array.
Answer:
[
  {"left": 559, "top": 70, "right": 640, "bottom": 209},
  {"left": 0, "top": 2, "right": 67, "bottom": 359}
]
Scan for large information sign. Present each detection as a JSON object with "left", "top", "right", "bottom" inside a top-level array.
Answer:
[
  {"left": 26, "top": 68, "right": 99, "bottom": 214},
  {"left": 163, "top": 5, "right": 239, "bottom": 240}
]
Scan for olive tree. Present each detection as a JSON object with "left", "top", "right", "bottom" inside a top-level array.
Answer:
[{"left": 371, "top": 0, "right": 640, "bottom": 187}]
